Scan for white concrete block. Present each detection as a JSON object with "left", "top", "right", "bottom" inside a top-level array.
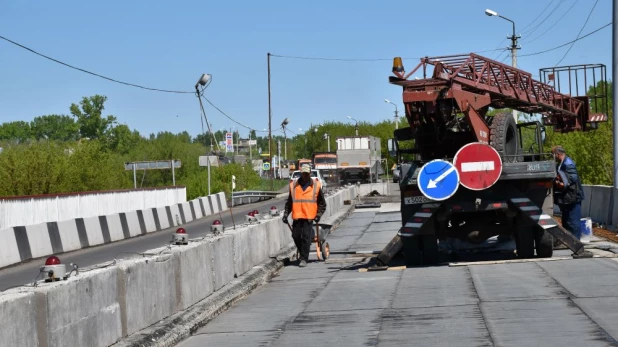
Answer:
[
  {"left": 26, "top": 223, "right": 53, "bottom": 258},
  {"left": 176, "top": 242, "right": 214, "bottom": 310},
  {"left": 181, "top": 202, "right": 193, "bottom": 223},
  {"left": 218, "top": 192, "right": 228, "bottom": 211},
  {"left": 141, "top": 208, "right": 157, "bottom": 233},
  {"left": 106, "top": 214, "right": 125, "bottom": 242},
  {"left": 156, "top": 207, "right": 170, "bottom": 230},
  {"left": 56, "top": 220, "right": 81, "bottom": 253},
  {"left": 0, "top": 228, "right": 22, "bottom": 268},
  {"left": 210, "top": 234, "right": 235, "bottom": 291},
  {"left": 120, "top": 255, "right": 178, "bottom": 336},
  {"left": 169, "top": 204, "right": 182, "bottom": 227},
  {"left": 201, "top": 197, "right": 212, "bottom": 216},
  {"left": 125, "top": 211, "right": 142, "bottom": 237},
  {"left": 83, "top": 216, "right": 104, "bottom": 246},
  {"left": 251, "top": 223, "right": 270, "bottom": 265},
  {"left": 265, "top": 220, "right": 281, "bottom": 257},
  {"left": 0, "top": 292, "right": 38, "bottom": 347},
  {"left": 40, "top": 267, "right": 122, "bottom": 347},
  {"left": 209, "top": 195, "right": 220, "bottom": 214},
  {"left": 232, "top": 226, "right": 254, "bottom": 277},
  {"left": 191, "top": 199, "right": 204, "bottom": 219}
]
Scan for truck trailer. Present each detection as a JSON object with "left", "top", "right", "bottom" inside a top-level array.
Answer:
[
  {"left": 377, "top": 53, "right": 608, "bottom": 266},
  {"left": 336, "top": 136, "right": 383, "bottom": 185}
]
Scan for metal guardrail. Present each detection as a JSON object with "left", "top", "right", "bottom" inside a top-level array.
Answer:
[{"left": 231, "top": 191, "right": 280, "bottom": 206}]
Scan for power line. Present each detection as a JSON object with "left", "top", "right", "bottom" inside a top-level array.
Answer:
[
  {"left": 519, "top": 22, "right": 610, "bottom": 57},
  {"left": 522, "top": 0, "right": 568, "bottom": 37},
  {"left": 201, "top": 95, "right": 269, "bottom": 133},
  {"left": 518, "top": 0, "right": 558, "bottom": 33},
  {"left": 523, "top": 0, "right": 580, "bottom": 44},
  {"left": 554, "top": 0, "right": 599, "bottom": 66},
  {"left": 0, "top": 34, "right": 194, "bottom": 94},
  {"left": 270, "top": 48, "right": 502, "bottom": 62}
]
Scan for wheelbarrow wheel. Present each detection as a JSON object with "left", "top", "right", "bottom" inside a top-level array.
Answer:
[
  {"left": 320, "top": 242, "right": 330, "bottom": 261},
  {"left": 316, "top": 240, "right": 323, "bottom": 261}
]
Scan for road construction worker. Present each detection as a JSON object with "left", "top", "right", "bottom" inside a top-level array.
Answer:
[
  {"left": 552, "top": 146, "right": 584, "bottom": 239},
  {"left": 282, "top": 164, "right": 327, "bottom": 267}
]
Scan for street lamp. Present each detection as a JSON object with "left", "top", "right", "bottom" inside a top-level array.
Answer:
[
  {"left": 281, "top": 118, "right": 289, "bottom": 161},
  {"left": 323, "top": 133, "right": 331, "bottom": 152},
  {"left": 195, "top": 73, "right": 215, "bottom": 195},
  {"left": 384, "top": 99, "right": 399, "bottom": 129},
  {"left": 347, "top": 116, "right": 359, "bottom": 136},
  {"left": 485, "top": 8, "right": 520, "bottom": 123}
]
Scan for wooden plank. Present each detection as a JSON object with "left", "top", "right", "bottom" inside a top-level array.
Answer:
[
  {"left": 358, "top": 266, "right": 406, "bottom": 273},
  {"left": 376, "top": 235, "right": 403, "bottom": 266}
]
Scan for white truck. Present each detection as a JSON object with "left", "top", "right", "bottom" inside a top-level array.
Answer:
[{"left": 336, "top": 136, "right": 383, "bottom": 184}]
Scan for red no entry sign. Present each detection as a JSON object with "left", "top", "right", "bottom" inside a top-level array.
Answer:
[{"left": 453, "top": 143, "right": 503, "bottom": 190}]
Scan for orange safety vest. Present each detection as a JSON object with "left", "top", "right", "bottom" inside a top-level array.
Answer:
[{"left": 289, "top": 178, "right": 321, "bottom": 220}]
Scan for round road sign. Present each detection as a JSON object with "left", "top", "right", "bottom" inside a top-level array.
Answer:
[
  {"left": 453, "top": 142, "right": 503, "bottom": 191},
  {"left": 417, "top": 159, "right": 460, "bottom": 201}
]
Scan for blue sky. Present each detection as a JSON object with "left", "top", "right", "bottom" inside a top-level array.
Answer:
[{"left": 0, "top": 0, "right": 613, "bottom": 139}]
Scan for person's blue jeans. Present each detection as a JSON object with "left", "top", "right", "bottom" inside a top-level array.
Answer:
[{"left": 560, "top": 202, "right": 582, "bottom": 239}]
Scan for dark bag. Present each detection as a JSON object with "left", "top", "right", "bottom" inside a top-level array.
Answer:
[{"left": 557, "top": 169, "right": 580, "bottom": 204}]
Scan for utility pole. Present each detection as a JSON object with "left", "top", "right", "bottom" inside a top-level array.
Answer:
[
  {"left": 509, "top": 22, "right": 520, "bottom": 123},
  {"left": 485, "top": 9, "right": 519, "bottom": 123},
  {"left": 612, "top": 0, "right": 618, "bottom": 188},
  {"left": 267, "top": 53, "right": 273, "bottom": 189}
]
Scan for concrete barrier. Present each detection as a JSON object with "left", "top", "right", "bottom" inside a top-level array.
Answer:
[
  {"left": 0, "top": 185, "right": 357, "bottom": 347},
  {"left": 0, "top": 191, "right": 232, "bottom": 269}
]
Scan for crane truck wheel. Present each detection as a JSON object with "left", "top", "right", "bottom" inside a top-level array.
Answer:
[
  {"left": 489, "top": 112, "right": 519, "bottom": 162},
  {"left": 534, "top": 229, "right": 553, "bottom": 258},
  {"left": 515, "top": 227, "right": 535, "bottom": 258},
  {"left": 402, "top": 236, "right": 422, "bottom": 266}
]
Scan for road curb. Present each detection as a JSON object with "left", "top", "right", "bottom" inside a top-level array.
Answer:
[{"left": 113, "top": 245, "right": 297, "bottom": 347}]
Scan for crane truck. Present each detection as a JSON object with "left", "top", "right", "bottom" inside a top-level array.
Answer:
[{"left": 377, "top": 53, "right": 608, "bottom": 266}]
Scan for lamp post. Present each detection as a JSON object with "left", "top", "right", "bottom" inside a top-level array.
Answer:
[
  {"left": 281, "top": 118, "right": 289, "bottom": 161},
  {"left": 384, "top": 99, "right": 399, "bottom": 129},
  {"left": 485, "top": 8, "right": 520, "bottom": 123},
  {"left": 323, "top": 133, "right": 331, "bottom": 152},
  {"left": 347, "top": 116, "right": 359, "bottom": 136},
  {"left": 195, "top": 73, "right": 213, "bottom": 195},
  {"left": 613, "top": 0, "right": 617, "bottom": 188}
]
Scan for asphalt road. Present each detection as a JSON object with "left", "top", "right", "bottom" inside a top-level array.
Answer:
[
  {"left": 0, "top": 197, "right": 287, "bottom": 291},
  {"left": 177, "top": 203, "right": 618, "bottom": 347}
]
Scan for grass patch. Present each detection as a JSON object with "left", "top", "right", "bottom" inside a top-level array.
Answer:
[{"left": 250, "top": 178, "right": 289, "bottom": 192}]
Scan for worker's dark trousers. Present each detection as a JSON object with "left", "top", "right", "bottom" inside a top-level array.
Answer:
[
  {"left": 292, "top": 219, "right": 313, "bottom": 261},
  {"left": 560, "top": 202, "right": 582, "bottom": 240}
]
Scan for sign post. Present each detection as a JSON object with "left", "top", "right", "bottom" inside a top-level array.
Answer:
[
  {"left": 417, "top": 159, "right": 460, "bottom": 201},
  {"left": 453, "top": 143, "right": 503, "bottom": 191}
]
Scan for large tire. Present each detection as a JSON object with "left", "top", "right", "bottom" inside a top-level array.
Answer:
[
  {"left": 402, "top": 236, "right": 422, "bottom": 266},
  {"left": 534, "top": 229, "right": 553, "bottom": 258},
  {"left": 516, "top": 227, "right": 535, "bottom": 259},
  {"left": 421, "top": 235, "right": 439, "bottom": 265},
  {"left": 490, "top": 112, "right": 519, "bottom": 162}
]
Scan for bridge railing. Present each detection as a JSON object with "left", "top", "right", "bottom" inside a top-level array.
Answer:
[
  {"left": 0, "top": 186, "right": 187, "bottom": 229},
  {"left": 575, "top": 185, "right": 616, "bottom": 229},
  {"left": 231, "top": 191, "right": 279, "bottom": 206}
]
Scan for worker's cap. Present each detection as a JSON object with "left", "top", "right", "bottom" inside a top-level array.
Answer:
[{"left": 301, "top": 164, "right": 311, "bottom": 173}]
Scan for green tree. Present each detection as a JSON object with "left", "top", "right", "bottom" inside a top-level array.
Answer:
[
  {"left": 0, "top": 121, "right": 33, "bottom": 143},
  {"left": 70, "top": 95, "right": 117, "bottom": 140},
  {"left": 30, "top": 114, "right": 80, "bottom": 141},
  {"left": 106, "top": 124, "right": 142, "bottom": 155}
]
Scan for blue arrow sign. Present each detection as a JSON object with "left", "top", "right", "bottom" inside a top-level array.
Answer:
[{"left": 417, "top": 159, "right": 460, "bottom": 201}]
